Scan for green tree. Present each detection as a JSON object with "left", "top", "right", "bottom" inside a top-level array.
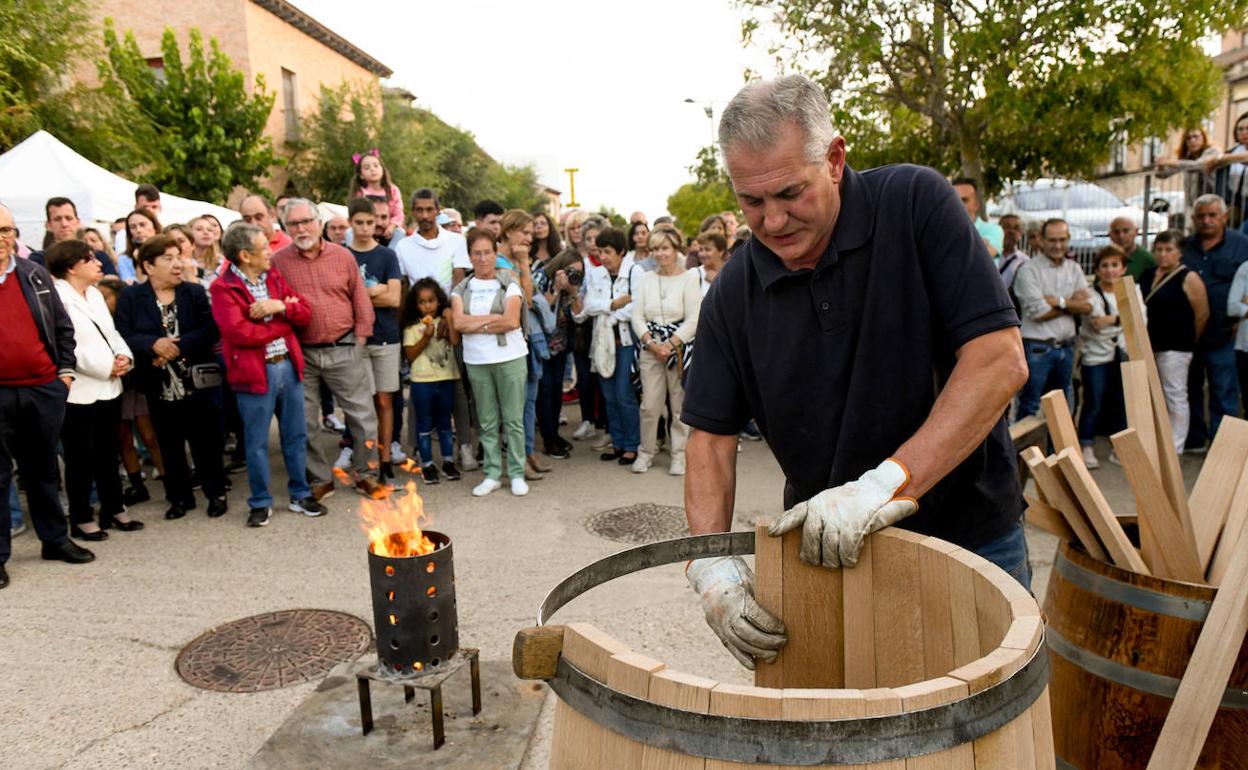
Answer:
[
  {"left": 738, "top": 0, "right": 1246, "bottom": 192},
  {"left": 288, "top": 83, "right": 545, "bottom": 216},
  {"left": 666, "top": 145, "right": 739, "bottom": 238},
  {"left": 0, "top": 0, "right": 92, "bottom": 149},
  {"left": 97, "top": 20, "right": 276, "bottom": 203}
]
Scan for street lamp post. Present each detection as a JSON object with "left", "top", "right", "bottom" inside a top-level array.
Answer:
[
  {"left": 563, "top": 168, "right": 580, "bottom": 208},
  {"left": 684, "top": 98, "right": 716, "bottom": 149}
]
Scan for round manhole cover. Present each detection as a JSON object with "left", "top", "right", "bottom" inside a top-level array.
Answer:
[
  {"left": 585, "top": 503, "right": 690, "bottom": 544},
  {"left": 176, "top": 609, "right": 372, "bottom": 693}
]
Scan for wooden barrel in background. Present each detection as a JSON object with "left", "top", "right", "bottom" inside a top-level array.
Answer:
[
  {"left": 539, "top": 528, "right": 1054, "bottom": 769},
  {"left": 1044, "top": 541, "right": 1248, "bottom": 769}
]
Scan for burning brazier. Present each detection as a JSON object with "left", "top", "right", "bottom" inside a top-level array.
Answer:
[{"left": 354, "top": 483, "right": 480, "bottom": 749}]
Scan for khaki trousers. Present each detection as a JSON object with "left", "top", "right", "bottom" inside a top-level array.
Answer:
[{"left": 638, "top": 350, "right": 687, "bottom": 459}]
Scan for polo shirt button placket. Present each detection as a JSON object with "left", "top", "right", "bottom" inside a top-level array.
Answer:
[{"left": 820, "top": 301, "right": 831, "bottom": 312}]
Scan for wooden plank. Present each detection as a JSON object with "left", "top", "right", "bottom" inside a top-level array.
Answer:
[
  {"left": 780, "top": 528, "right": 844, "bottom": 688},
  {"left": 874, "top": 529, "right": 925, "bottom": 687},
  {"left": 1031, "top": 686, "right": 1057, "bottom": 770},
  {"left": 1110, "top": 429, "right": 1203, "bottom": 582},
  {"left": 512, "top": 625, "right": 564, "bottom": 680},
  {"left": 919, "top": 536, "right": 956, "bottom": 679},
  {"left": 602, "top": 652, "right": 665, "bottom": 770},
  {"left": 708, "top": 684, "right": 783, "bottom": 770},
  {"left": 1121, "top": 360, "right": 1159, "bottom": 470},
  {"left": 842, "top": 531, "right": 877, "bottom": 688},
  {"left": 1023, "top": 447, "right": 1109, "bottom": 562},
  {"left": 753, "top": 524, "right": 785, "bottom": 688},
  {"left": 1115, "top": 276, "right": 1193, "bottom": 540},
  {"left": 972, "top": 563, "right": 1013, "bottom": 656},
  {"left": 862, "top": 688, "right": 907, "bottom": 770},
  {"left": 946, "top": 548, "right": 981, "bottom": 668},
  {"left": 1145, "top": 526, "right": 1248, "bottom": 770},
  {"left": 1024, "top": 494, "right": 1077, "bottom": 541},
  {"left": 1208, "top": 461, "right": 1248, "bottom": 584},
  {"left": 1040, "top": 390, "right": 1080, "bottom": 455},
  {"left": 1055, "top": 448, "right": 1149, "bottom": 573},
  {"left": 897, "top": 678, "right": 975, "bottom": 770},
  {"left": 1188, "top": 416, "right": 1248, "bottom": 571},
  {"left": 550, "top": 624, "right": 629, "bottom": 770},
  {"left": 642, "top": 670, "right": 714, "bottom": 770},
  {"left": 779, "top": 689, "right": 866, "bottom": 770}
]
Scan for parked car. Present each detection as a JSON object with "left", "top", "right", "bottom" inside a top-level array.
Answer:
[
  {"left": 1124, "top": 191, "right": 1187, "bottom": 232},
  {"left": 988, "top": 179, "right": 1168, "bottom": 272}
]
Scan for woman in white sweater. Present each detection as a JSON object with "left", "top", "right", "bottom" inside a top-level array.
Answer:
[
  {"left": 47, "top": 240, "right": 142, "bottom": 538},
  {"left": 629, "top": 227, "right": 701, "bottom": 475}
]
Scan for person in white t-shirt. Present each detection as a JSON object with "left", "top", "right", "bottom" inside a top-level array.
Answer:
[
  {"left": 451, "top": 228, "right": 530, "bottom": 497},
  {"left": 395, "top": 188, "right": 469, "bottom": 294}
]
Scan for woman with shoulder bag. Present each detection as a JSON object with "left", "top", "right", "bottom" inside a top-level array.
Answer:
[
  {"left": 116, "top": 234, "right": 228, "bottom": 520},
  {"left": 47, "top": 240, "right": 144, "bottom": 538}
]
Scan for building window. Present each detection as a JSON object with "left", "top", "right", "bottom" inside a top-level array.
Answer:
[
  {"left": 146, "top": 56, "right": 166, "bottom": 84},
  {"left": 281, "top": 68, "right": 299, "bottom": 142},
  {"left": 1111, "top": 135, "right": 1126, "bottom": 173},
  {"left": 1142, "top": 136, "right": 1162, "bottom": 167}
]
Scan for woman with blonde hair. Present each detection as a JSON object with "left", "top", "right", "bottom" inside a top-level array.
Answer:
[
  {"left": 188, "top": 216, "right": 225, "bottom": 288},
  {"left": 629, "top": 226, "right": 701, "bottom": 475}
]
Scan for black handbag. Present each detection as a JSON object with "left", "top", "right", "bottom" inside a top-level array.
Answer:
[{"left": 188, "top": 362, "right": 223, "bottom": 390}]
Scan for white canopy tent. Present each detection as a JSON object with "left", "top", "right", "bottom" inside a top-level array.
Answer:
[{"left": 0, "top": 130, "right": 241, "bottom": 249}]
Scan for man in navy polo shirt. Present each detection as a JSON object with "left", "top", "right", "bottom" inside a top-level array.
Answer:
[{"left": 680, "top": 76, "right": 1029, "bottom": 670}]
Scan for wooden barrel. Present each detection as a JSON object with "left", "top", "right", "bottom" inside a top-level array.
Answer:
[
  {"left": 1044, "top": 541, "right": 1248, "bottom": 769},
  {"left": 537, "top": 528, "right": 1054, "bottom": 769}
]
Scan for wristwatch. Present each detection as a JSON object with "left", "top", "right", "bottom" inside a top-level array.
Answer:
[{"left": 1058, "top": 296, "right": 1067, "bottom": 311}]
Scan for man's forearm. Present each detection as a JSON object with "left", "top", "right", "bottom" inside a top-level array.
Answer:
[
  {"left": 685, "top": 428, "right": 739, "bottom": 534},
  {"left": 893, "top": 327, "right": 1027, "bottom": 499}
]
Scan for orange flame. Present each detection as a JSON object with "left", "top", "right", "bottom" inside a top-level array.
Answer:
[
  {"left": 400, "top": 458, "right": 420, "bottom": 473},
  {"left": 360, "top": 480, "right": 435, "bottom": 557},
  {"left": 332, "top": 466, "right": 352, "bottom": 483}
]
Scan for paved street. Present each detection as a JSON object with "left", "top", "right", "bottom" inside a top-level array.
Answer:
[{"left": 1, "top": 419, "right": 1204, "bottom": 769}]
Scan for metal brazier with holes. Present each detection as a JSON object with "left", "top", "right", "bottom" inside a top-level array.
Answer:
[{"left": 367, "top": 529, "right": 459, "bottom": 676}]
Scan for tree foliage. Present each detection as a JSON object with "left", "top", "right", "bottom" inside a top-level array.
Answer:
[
  {"left": 738, "top": 0, "right": 1246, "bottom": 193},
  {"left": 0, "top": 0, "right": 94, "bottom": 150},
  {"left": 287, "top": 84, "right": 546, "bottom": 216},
  {"left": 96, "top": 20, "right": 277, "bottom": 203},
  {"left": 666, "top": 146, "right": 739, "bottom": 238}
]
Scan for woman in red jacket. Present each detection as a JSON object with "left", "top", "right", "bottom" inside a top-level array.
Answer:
[{"left": 210, "top": 222, "right": 324, "bottom": 528}]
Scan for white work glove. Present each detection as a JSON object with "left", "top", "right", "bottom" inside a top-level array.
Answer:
[
  {"left": 687, "top": 555, "right": 787, "bottom": 670},
  {"left": 768, "top": 458, "right": 918, "bottom": 570}
]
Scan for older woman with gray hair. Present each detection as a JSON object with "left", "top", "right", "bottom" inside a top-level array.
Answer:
[{"left": 210, "top": 223, "right": 322, "bottom": 527}]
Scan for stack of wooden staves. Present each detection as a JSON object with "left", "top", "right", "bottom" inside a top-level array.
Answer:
[{"left": 1018, "top": 276, "right": 1248, "bottom": 770}]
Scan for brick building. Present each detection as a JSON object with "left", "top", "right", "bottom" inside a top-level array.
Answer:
[{"left": 85, "top": 0, "right": 392, "bottom": 191}]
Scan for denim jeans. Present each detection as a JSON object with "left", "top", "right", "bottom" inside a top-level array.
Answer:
[
  {"left": 973, "top": 520, "right": 1032, "bottom": 591},
  {"left": 1017, "top": 339, "right": 1075, "bottom": 418},
  {"left": 537, "top": 351, "right": 569, "bottom": 447},
  {"left": 235, "top": 360, "right": 310, "bottom": 509},
  {"left": 410, "top": 379, "right": 455, "bottom": 465},
  {"left": 600, "top": 345, "right": 641, "bottom": 452},
  {"left": 1077, "top": 362, "right": 1117, "bottom": 446},
  {"left": 524, "top": 352, "right": 542, "bottom": 456},
  {"left": 1187, "top": 338, "right": 1241, "bottom": 447},
  {"left": 8, "top": 482, "right": 21, "bottom": 531}
]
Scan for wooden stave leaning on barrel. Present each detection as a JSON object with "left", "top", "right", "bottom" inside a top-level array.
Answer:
[
  {"left": 1044, "top": 541, "right": 1248, "bottom": 770},
  {"left": 545, "top": 527, "right": 1054, "bottom": 769}
]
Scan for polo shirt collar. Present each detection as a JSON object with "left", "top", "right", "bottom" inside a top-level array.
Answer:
[
  {"left": 750, "top": 164, "right": 873, "bottom": 290},
  {"left": 230, "top": 263, "right": 266, "bottom": 286}
]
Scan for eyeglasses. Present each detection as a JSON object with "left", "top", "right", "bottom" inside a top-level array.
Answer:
[
  {"left": 0, "top": 226, "right": 16, "bottom": 237},
  {"left": 285, "top": 217, "right": 318, "bottom": 230}
]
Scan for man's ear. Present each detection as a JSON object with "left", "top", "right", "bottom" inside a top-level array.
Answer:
[{"left": 826, "top": 136, "right": 847, "bottom": 185}]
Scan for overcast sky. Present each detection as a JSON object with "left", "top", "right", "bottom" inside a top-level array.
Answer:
[{"left": 289, "top": 0, "right": 776, "bottom": 218}]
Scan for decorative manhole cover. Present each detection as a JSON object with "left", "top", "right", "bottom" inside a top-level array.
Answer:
[
  {"left": 176, "top": 609, "right": 372, "bottom": 693},
  {"left": 585, "top": 503, "right": 690, "bottom": 544}
]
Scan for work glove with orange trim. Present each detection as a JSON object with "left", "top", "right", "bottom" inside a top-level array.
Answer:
[
  {"left": 686, "top": 555, "right": 787, "bottom": 670},
  {"left": 768, "top": 458, "right": 918, "bottom": 570}
]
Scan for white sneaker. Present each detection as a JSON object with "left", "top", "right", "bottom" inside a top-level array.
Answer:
[
  {"left": 472, "top": 478, "right": 501, "bottom": 497},
  {"left": 334, "top": 447, "right": 353, "bottom": 470},
  {"left": 1108, "top": 450, "right": 1122, "bottom": 466},
  {"left": 669, "top": 455, "right": 686, "bottom": 476},
  {"left": 459, "top": 445, "right": 479, "bottom": 471},
  {"left": 1081, "top": 445, "right": 1100, "bottom": 469},
  {"left": 591, "top": 433, "right": 613, "bottom": 451},
  {"left": 631, "top": 453, "right": 652, "bottom": 474},
  {"left": 322, "top": 413, "right": 346, "bottom": 433},
  {"left": 572, "top": 420, "right": 595, "bottom": 440},
  {"left": 559, "top": 413, "right": 568, "bottom": 426},
  {"left": 510, "top": 478, "right": 529, "bottom": 496},
  {"left": 390, "top": 441, "right": 407, "bottom": 464}
]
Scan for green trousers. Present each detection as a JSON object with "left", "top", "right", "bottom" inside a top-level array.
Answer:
[{"left": 465, "top": 356, "right": 528, "bottom": 481}]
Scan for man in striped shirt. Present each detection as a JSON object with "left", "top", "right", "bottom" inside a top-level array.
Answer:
[{"left": 271, "top": 199, "right": 387, "bottom": 501}]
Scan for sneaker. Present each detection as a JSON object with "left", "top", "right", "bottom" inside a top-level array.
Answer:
[
  {"left": 740, "top": 421, "right": 764, "bottom": 441},
  {"left": 206, "top": 496, "right": 229, "bottom": 518},
  {"left": 572, "top": 420, "right": 595, "bottom": 440},
  {"left": 591, "top": 433, "right": 613, "bottom": 451},
  {"left": 559, "top": 413, "right": 568, "bottom": 425},
  {"left": 390, "top": 442, "right": 407, "bottom": 464},
  {"left": 546, "top": 442, "right": 571, "bottom": 460},
  {"left": 631, "top": 453, "right": 652, "bottom": 474},
  {"left": 1108, "top": 450, "right": 1122, "bottom": 466},
  {"left": 421, "top": 464, "right": 440, "bottom": 485},
  {"left": 441, "top": 461, "right": 461, "bottom": 481},
  {"left": 323, "top": 414, "right": 346, "bottom": 433},
  {"left": 355, "top": 477, "right": 390, "bottom": 499},
  {"left": 1080, "top": 445, "right": 1100, "bottom": 470},
  {"left": 289, "top": 496, "right": 327, "bottom": 517},
  {"left": 1186, "top": 443, "right": 1209, "bottom": 456},
  {"left": 472, "top": 478, "right": 502, "bottom": 497},
  {"left": 669, "top": 455, "right": 686, "bottom": 476},
  {"left": 10, "top": 521, "right": 26, "bottom": 538},
  {"left": 247, "top": 507, "right": 271, "bottom": 527},
  {"left": 511, "top": 478, "right": 530, "bottom": 496},
  {"left": 334, "top": 447, "right": 354, "bottom": 470},
  {"left": 459, "top": 445, "right": 479, "bottom": 471}
]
